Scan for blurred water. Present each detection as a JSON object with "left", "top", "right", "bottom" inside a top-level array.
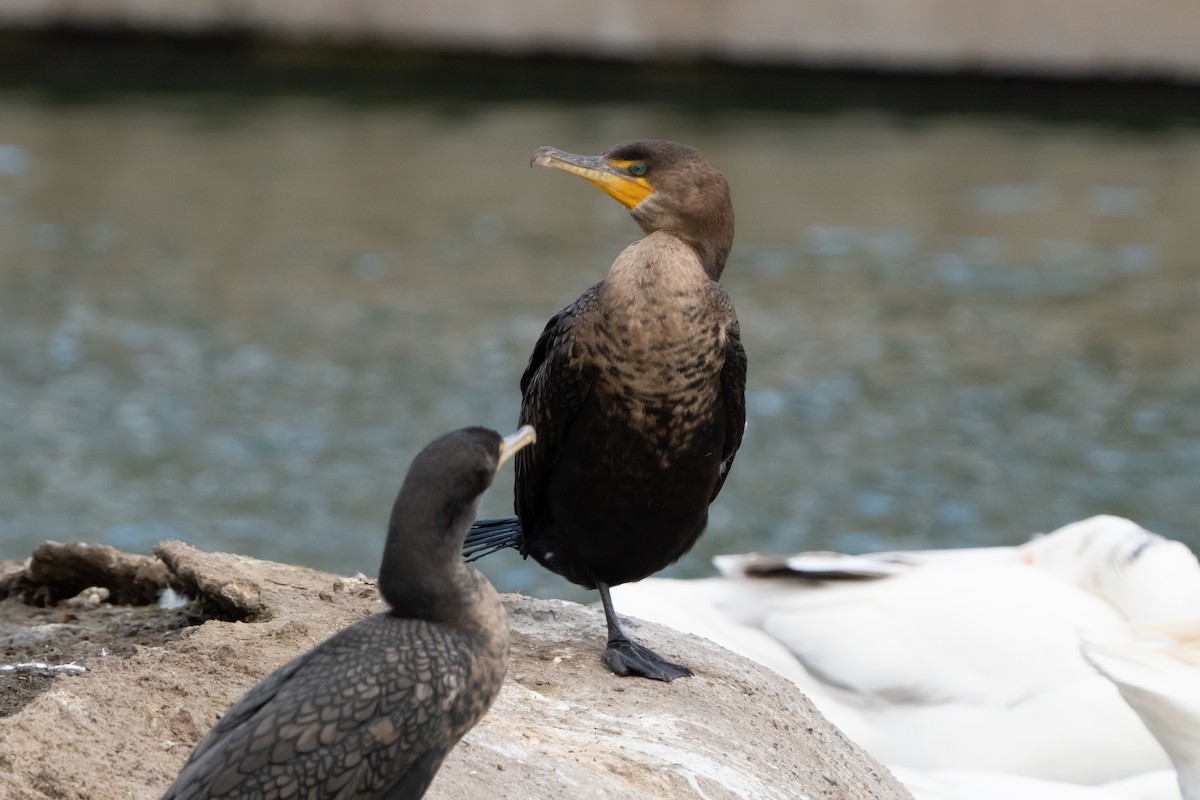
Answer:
[{"left": 1, "top": 86, "right": 1198, "bottom": 602}]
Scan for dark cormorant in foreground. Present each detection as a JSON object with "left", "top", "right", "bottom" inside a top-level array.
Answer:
[
  {"left": 162, "top": 425, "right": 536, "bottom": 800},
  {"left": 464, "top": 140, "right": 747, "bottom": 682}
]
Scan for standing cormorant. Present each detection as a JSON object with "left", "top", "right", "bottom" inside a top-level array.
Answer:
[
  {"left": 465, "top": 140, "right": 747, "bottom": 682},
  {"left": 162, "top": 425, "right": 536, "bottom": 800}
]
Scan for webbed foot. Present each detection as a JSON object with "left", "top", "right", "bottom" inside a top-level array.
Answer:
[{"left": 603, "top": 636, "right": 693, "bottom": 682}]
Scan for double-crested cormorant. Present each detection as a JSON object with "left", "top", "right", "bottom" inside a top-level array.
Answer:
[
  {"left": 465, "top": 140, "right": 747, "bottom": 682},
  {"left": 162, "top": 425, "right": 536, "bottom": 800}
]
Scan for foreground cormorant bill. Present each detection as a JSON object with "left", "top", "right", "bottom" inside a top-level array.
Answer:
[
  {"left": 162, "top": 425, "right": 536, "bottom": 800},
  {"left": 464, "top": 139, "right": 747, "bottom": 682}
]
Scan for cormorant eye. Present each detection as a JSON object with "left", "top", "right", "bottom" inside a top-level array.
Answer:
[{"left": 629, "top": 163, "right": 648, "bottom": 177}]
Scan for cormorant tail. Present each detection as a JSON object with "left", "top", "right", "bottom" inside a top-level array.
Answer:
[{"left": 463, "top": 517, "right": 523, "bottom": 562}]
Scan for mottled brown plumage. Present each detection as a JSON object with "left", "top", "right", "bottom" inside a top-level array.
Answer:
[
  {"left": 465, "top": 140, "right": 746, "bottom": 682},
  {"left": 163, "top": 426, "right": 535, "bottom": 800}
]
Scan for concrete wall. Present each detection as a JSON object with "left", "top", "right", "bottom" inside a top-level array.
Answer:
[{"left": 3, "top": 0, "right": 1200, "bottom": 80}]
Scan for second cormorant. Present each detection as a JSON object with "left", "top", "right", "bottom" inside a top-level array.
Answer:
[
  {"left": 465, "top": 140, "right": 747, "bottom": 682},
  {"left": 162, "top": 425, "right": 536, "bottom": 799}
]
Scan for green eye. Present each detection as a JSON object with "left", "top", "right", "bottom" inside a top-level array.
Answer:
[{"left": 629, "top": 163, "right": 647, "bottom": 177}]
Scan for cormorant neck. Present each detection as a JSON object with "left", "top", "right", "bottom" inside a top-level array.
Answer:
[
  {"left": 631, "top": 202, "right": 733, "bottom": 282},
  {"left": 693, "top": 236, "right": 731, "bottom": 281},
  {"left": 376, "top": 492, "right": 482, "bottom": 626}
]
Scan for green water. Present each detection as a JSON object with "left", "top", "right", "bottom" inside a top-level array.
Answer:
[{"left": 2, "top": 52, "right": 1198, "bottom": 601}]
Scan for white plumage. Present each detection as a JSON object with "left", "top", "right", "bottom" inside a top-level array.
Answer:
[{"left": 611, "top": 516, "right": 1200, "bottom": 785}]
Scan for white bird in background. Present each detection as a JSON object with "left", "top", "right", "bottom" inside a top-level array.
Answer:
[
  {"left": 889, "top": 765, "right": 1179, "bottom": 800},
  {"left": 895, "top": 623, "right": 1200, "bottom": 800},
  {"left": 610, "top": 516, "right": 1200, "bottom": 785},
  {"left": 1082, "top": 623, "right": 1200, "bottom": 800}
]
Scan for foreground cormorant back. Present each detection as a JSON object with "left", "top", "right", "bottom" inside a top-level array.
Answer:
[
  {"left": 162, "top": 425, "right": 536, "bottom": 800},
  {"left": 465, "top": 140, "right": 747, "bottom": 682}
]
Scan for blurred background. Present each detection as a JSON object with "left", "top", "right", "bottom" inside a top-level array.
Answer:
[{"left": 1, "top": 5, "right": 1199, "bottom": 602}]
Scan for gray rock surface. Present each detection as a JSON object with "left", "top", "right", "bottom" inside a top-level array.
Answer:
[
  {"left": 434, "top": 594, "right": 908, "bottom": 799},
  {"left": 0, "top": 542, "right": 911, "bottom": 799}
]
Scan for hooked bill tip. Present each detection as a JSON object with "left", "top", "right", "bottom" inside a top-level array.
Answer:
[
  {"left": 530, "top": 146, "right": 559, "bottom": 169},
  {"left": 498, "top": 425, "right": 536, "bottom": 469}
]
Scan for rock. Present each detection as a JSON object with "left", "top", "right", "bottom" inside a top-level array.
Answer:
[
  {"left": 153, "top": 541, "right": 266, "bottom": 620},
  {"left": 0, "top": 543, "right": 911, "bottom": 799},
  {"left": 0, "top": 541, "right": 172, "bottom": 606},
  {"left": 433, "top": 594, "right": 909, "bottom": 799}
]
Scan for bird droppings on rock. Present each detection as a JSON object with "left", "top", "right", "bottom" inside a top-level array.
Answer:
[{"left": 62, "top": 586, "right": 111, "bottom": 610}]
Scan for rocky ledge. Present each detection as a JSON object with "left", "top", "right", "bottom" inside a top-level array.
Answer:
[{"left": 0, "top": 542, "right": 910, "bottom": 799}]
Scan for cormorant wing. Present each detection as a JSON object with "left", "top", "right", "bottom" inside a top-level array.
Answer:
[
  {"left": 710, "top": 299, "right": 747, "bottom": 503},
  {"left": 169, "top": 651, "right": 309, "bottom": 779},
  {"left": 163, "top": 617, "right": 472, "bottom": 799},
  {"left": 514, "top": 285, "right": 599, "bottom": 532}
]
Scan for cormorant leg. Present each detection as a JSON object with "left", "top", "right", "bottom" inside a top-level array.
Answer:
[{"left": 596, "top": 581, "right": 693, "bottom": 682}]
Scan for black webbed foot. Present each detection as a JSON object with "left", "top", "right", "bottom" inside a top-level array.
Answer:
[
  {"left": 595, "top": 579, "right": 693, "bottom": 681},
  {"left": 603, "top": 636, "right": 693, "bottom": 682}
]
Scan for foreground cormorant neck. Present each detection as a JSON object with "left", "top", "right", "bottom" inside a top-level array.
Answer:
[
  {"left": 376, "top": 426, "right": 534, "bottom": 625},
  {"left": 377, "top": 445, "right": 492, "bottom": 625}
]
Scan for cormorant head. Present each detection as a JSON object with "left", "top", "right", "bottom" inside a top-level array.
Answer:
[
  {"left": 390, "top": 426, "right": 535, "bottom": 547},
  {"left": 378, "top": 426, "right": 535, "bottom": 612},
  {"left": 532, "top": 139, "right": 734, "bottom": 280}
]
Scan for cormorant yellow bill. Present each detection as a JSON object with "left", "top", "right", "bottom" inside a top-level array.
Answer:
[
  {"left": 531, "top": 146, "right": 654, "bottom": 210},
  {"left": 498, "top": 425, "right": 536, "bottom": 470}
]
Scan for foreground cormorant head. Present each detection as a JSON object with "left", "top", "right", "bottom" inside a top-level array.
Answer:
[
  {"left": 389, "top": 426, "right": 536, "bottom": 547},
  {"left": 378, "top": 424, "right": 537, "bottom": 613},
  {"left": 531, "top": 139, "right": 734, "bottom": 280}
]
